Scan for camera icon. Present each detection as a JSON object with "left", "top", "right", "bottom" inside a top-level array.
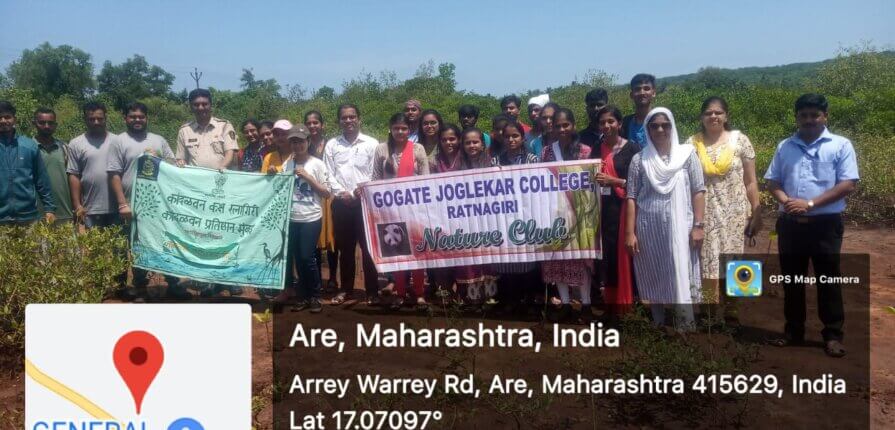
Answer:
[{"left": 726, "top": 260, "right": 762, "bottom": 297}]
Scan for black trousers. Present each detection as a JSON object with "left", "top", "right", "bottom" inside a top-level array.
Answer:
[
  {"left": 776, "top": 214, "right": 845, "bottom": 342},
  {"left": 331, "top": 198, "right": 379, "bottom": 296}
]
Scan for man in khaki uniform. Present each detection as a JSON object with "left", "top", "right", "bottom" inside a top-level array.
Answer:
[
  {"left": 175, "top": 88, "right": 238, "bottom": 170},
  {"left": 175, "top": 88, "right": 242, "bottom": 297}
]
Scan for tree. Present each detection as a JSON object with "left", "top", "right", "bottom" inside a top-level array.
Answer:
[
  {"left": 438, "top": 62, "right": 457, "bottom": 91},
  {"left": 414, "top": 60, "right": 436, "bottom": 78},
  {"left": 582, "top": 69, "right": 616, "bottom": 89},
  {"left": 817, "top": 43, "right": 895, "bottom": 97},
  {"left": 97, "top": 55, "right": 175, "bottom": 111},
  {"left": 315, "top": 86, "right": 335, "bottom": 100},
  {"left": 7, "top": 42, "right": 94, "bottom": 103},
  {"left": 240, "top": 68, "right": 258, "bottom": 90},
  {"left": 285, "top": 84, "right": 306, "bottom": 103},
  {"left": 689, "top": 66, "right": 738, "bottom": 90},
  {"left": 240, "top": 68, "right": 281, "bottom": 94}
]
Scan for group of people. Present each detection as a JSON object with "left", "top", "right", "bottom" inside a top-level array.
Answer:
[{"left": 0, "top": 73, "right": 858, "bottom": 357}]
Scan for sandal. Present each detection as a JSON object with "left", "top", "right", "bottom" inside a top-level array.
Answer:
[
  {"left": 331, "top": 292, "right": 346, "bottom": 305},
  {"left": 416, "top": 297, "right": 429, "bottom": 311},
  {"left": 767, "top": 336, "right": 804, "bottom": 347},
  {"left": 380, "top": 282, "right": 396, "bottom": 296},
  {"left": 390, "top": 298, "right": 404, "bottom": 311},
  {"left": 824, "top": 340, "right": 846, "bottom": 358}
]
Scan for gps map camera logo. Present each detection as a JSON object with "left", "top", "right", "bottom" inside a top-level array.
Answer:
[
  {"left": 726, "top": 260, "right": 763, "bottom": 297},
  {"left": 26, "top": 304, "right": 250, "bottom": 430}
]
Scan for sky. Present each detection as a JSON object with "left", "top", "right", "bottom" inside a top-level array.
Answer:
[{"left": 2, "top": 0, "right": 893, "bottom": 96}]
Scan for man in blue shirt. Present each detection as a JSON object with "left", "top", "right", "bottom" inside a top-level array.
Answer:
[
  {"left": 764, "top": 93, "right": 859, "bottom": 358},
  {"left": 620, "top": 73, "right": 655, "bottom": 149},
  {"left": 0, "top": 100, "right": 56, "bottom": 225}
]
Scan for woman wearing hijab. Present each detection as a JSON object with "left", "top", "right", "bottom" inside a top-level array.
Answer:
[
  {"left": 625, "top": 107, "right": 706, "bottom": 330},
  {"left": 685, "top": 97, "right": 761, "bottom": 326},
  {"left": 372, "top": 113, "right": 430, "bottom": 310}
]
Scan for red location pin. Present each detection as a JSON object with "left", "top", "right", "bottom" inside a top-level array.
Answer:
[{"left": 113, "top": 330, "right": 164, "bottom": 415}]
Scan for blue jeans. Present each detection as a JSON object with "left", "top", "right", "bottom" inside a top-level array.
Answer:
[{"left": 285, "top": 220, "right": 322, "bottom": 300}]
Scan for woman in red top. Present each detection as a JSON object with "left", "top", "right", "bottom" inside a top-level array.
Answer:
[
  {"left": 371, "top": 113, "right": 430, "bottom": 310},
  {"left": 593, "top": 106, "right": 640, "bottom": 321}
]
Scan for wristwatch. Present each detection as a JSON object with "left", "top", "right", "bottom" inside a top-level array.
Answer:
[
  {"left": 693, "top": 221, "right": 704, "bottom": 229},
  {"left": 807, "top": 200, "right": 815, "bottom": 210}
]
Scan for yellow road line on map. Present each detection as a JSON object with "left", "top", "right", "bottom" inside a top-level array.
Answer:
[{"left": 25, "top": 358, "right": 118, "bottom": 421}]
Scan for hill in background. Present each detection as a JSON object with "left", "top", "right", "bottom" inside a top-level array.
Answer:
[{"left": 658, "top": 51, "right": 895, "bottom": 88}]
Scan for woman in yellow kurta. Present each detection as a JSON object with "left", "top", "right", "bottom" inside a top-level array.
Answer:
[
  {"left": 305, "top": 110, "right": 338, "bottom": 290},
  {"left": 685, "top": 97, "right": 761, "bottom": 326}
]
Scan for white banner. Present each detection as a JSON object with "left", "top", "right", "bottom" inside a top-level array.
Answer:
[{"left": 359, "top": 160, "right": 602, "bottom": 272}]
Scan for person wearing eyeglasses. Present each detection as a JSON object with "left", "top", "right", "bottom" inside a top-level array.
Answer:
[
  {"left": 684, "top": 96, "right": 761, "bottom": 328},
  {"left": 625, "top": 107, "right": 706, "bottom": 331}
]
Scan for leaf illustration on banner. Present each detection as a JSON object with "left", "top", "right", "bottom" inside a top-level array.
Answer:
[
  {"left": 542, "top": 164, "right": 599, "bottom": 252},
  {"left": 132, "top": 181, "right": 163, "bottom": 250},
  {"left": 260, "top": 177, "right": 290, "bottom": 230},
  {"left": 251, "top": 175, "right": 292, "bottom": 284},
  {"left": 133, "top": 181, "right": 161, "bottom": 218}
]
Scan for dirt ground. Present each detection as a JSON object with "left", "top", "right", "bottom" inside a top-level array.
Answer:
[{"left": 2, "top": 221, "right": 893, "bottom": 429}]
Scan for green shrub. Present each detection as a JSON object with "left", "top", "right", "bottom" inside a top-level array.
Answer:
[
  {"left": 0, "top": 223, "right": 128, "bottom": 360},
  {"left": 3, "top": 47, "right": 894, "bottom": 221}
]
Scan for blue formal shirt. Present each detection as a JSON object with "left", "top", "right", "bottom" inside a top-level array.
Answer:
[{"left": 764, "top": 127, "right": 859, "bottom": 215}]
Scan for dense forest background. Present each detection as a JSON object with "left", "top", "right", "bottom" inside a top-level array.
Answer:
[{"left": 2, "top": 43, "right": 893, "bottom": 221}]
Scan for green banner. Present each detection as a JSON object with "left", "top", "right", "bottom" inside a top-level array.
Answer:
[{"left": 130, "top": 155, "right": 293, "bottom": 289}]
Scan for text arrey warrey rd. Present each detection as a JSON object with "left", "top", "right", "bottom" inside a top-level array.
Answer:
[
  {"left": 288, "top": 323, "right": 620, "bottom": 352},
  {"left": 290, "top": 374, "right": 477, "bottom": 399}
]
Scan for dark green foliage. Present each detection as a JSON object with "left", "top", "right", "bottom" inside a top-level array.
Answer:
[
  {"left": 1, "top": 44, "right": 893, "bottom": 220},
  {"left": 96, "top": 55, "right": 176, "bottom": 111},
  {"left": 6, "top": 42, "right": 95, "bottom": 103},
  {"left": 0, "top": 223, "right": 128, "bottom": 357}
]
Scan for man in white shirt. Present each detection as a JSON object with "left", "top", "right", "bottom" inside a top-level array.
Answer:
[{"left": 322, "top": 104, "right": 380, "bottom": 305}]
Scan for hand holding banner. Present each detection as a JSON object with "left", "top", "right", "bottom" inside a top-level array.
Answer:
[
  {"left": 130, "top": 155, "right": 293, "bottom": 289},
  {"left": 360, "top": 160, "right": 602, "bottom": 272}
]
